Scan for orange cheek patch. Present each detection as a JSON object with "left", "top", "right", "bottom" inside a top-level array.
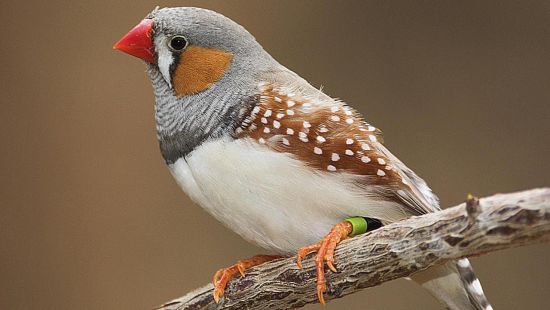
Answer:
[{"left": 172, "top": 46, "right": 233, "bottom": 96}]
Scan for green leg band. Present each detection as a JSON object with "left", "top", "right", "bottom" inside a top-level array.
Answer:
[{"left": 345, "top": 217, "right": 368, "bottom": 237}]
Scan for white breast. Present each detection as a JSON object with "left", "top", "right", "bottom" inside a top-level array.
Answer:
[{"left": 169, "top": 137, "right": 408, "bottom": 254}]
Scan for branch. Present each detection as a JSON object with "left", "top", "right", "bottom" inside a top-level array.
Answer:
[{"left": 157, "top": 188, "right": 550, "bottom": 310}]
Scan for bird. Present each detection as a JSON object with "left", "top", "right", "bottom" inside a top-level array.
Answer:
[{"left": 114, "top": 7, "right": 492, "bottom": 309}]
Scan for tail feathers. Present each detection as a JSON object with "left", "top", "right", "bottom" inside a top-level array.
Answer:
[
  {"left": 411, "top": 260, "right": 491, "bottom": 310},
  {"left": 456, "top": 258, "right": 492, "bottom": 310}
]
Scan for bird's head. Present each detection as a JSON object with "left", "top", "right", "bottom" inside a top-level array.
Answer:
[
  {"left": 114, "top": 7, "right": 273, "bottom": 96},
  {"left": 114, "top": 7, "right": 285, "bottom": 162}
]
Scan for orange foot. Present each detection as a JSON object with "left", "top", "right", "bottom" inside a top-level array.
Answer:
[
  {"left": 212, "top": 255, "right": 282, "bottom": 303},
  {"left": 296, "top": 221, "right": 353, "bottom": 305}
]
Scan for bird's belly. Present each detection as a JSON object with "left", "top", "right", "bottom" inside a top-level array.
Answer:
[{"left": 168, "top": 137, "right": 406, "bottom": 254}]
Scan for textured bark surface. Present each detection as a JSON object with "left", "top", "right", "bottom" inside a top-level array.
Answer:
[{"left": 156, "top": 188, "right": 550, "bottom": 310}]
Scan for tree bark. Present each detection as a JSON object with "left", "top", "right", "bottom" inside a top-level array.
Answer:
[{"left": 156, "top": 188, "right": 550, "bottom": 310}]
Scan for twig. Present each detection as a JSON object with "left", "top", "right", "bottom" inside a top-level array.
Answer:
[{"left": 156, "top": 188, "right": 550, "bottom": 310}]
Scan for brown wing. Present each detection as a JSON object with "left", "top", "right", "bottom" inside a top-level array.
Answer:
[{"left": 235, "top": 82, "right": 438, "bottom": 215}]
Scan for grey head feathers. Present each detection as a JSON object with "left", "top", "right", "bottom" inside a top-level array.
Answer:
[
  {"left": 145, "top": 7, "right": 282, "bottom": 163},
  {"left": 150, "top": 7, "right": 261, "bottom": 57}
]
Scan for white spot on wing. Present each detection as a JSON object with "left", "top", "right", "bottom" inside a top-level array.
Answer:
[
  {"left": 258, "top": 81, "right": 268, "bottom": 90},
  {"left": 327, "top": 165, "right": 336, "bottom": 172},
  {"left": 331, "top": 153, "right": 340, "bottom": 161},
  {"left": 314, "top": 147, "right": 322, "bottom": 155}
]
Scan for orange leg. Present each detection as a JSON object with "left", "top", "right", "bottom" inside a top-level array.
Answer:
[
  {"left": 212, "top": 255, "right": 282, "bottom": 303},
  {"left": 296, "top": 221, "right": 353, "bottom": 305}
]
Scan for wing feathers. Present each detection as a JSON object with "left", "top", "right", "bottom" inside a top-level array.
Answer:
[{"left": 236, "top": 81, "right": 438, "bottom": 216}]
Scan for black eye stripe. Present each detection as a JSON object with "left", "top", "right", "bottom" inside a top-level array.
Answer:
[
  {"left": 168, "top": 52, "right": 180, "bottom": 84},
  {"left": 169, "top": 36, "right": 188, "bottom": 51}
]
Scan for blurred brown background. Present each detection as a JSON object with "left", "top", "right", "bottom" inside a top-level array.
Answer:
[{"left": 1, "top": 0, "right": 549, "bottom": 309}]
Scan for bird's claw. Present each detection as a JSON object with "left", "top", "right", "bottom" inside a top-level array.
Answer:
[
  {"left": 295, "top": 221, "right": 352, "bottom": 305},
  {"left": 211, "top": 255, "right": 282, "bottom": 303}
]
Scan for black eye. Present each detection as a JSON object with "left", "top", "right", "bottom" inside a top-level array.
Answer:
[{"left": 169, "top": 36, "right": 188, "bottom": 51}]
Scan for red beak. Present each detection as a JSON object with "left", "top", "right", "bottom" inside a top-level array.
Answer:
[{"left": 113, "top": 19, "right": 156, "bottom": 64}]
